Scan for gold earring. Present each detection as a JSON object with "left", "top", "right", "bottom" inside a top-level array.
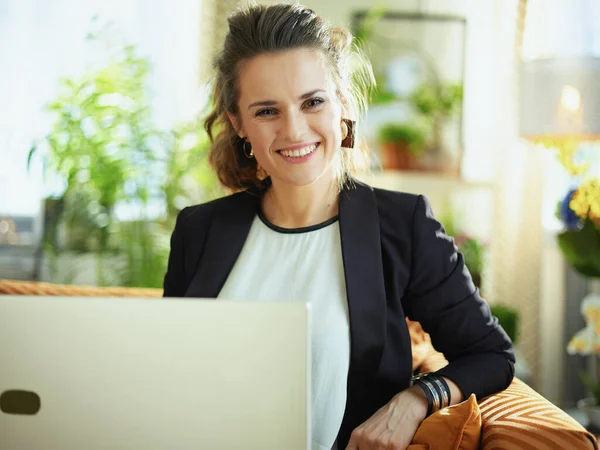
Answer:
[
  {"left": 341, "top": 118, "right": 355, "bottom": 148},
  {"left": 340, "top": 120, "right": 348, "bottom": 141},
  {"left": 256, "top": 164, "right": 269, "bottom": 181}
]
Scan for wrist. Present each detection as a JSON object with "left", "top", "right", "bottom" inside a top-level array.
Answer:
[{"left": 406, "top": 385, "right": 429, "bottom": 421}]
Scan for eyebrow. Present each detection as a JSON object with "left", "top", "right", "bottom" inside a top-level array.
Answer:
[{"left": 247, "top": 89, "right": 326, "bottom": 110}]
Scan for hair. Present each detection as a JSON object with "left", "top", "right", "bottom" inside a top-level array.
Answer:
[{"left": 204, "top": 2, "right": 375, "bottom": 191}]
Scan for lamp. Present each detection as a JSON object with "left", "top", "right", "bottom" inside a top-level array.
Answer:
[{"left": 520, "top": 57, "right": 600, "bottom": 174}]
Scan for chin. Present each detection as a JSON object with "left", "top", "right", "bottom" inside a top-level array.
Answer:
[{"left": 281, "top": 170, "right": 335, "bottom": 188}]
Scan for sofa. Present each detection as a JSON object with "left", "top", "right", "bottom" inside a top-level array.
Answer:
[{"left": 1, "top": 278, "right": 598, "bottom": 450}]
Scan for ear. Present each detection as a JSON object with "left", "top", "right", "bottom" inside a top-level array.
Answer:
[{"left": 226, "top": 112, "right": 243, "bottom": 137}]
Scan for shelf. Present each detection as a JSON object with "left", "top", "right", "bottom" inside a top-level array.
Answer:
[
  {"left": 356, "top": 170, "right": 495, "bottom": 195},
  {"left": 356, "top": 170, "right": 495, "bottom": 238}
]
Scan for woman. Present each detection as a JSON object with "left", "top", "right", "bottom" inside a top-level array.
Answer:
[{"left": 163, "top": 3, "right": 515, "bottom": 450}]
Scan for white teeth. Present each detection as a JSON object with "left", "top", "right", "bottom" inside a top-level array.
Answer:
[{"left": 279, "top": 143, "right": 318, "bottom": 158}]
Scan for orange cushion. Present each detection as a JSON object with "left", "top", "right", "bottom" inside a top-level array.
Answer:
[
  {"left": 409, "top": 394, "right": 481, "bottom": 450},
  {"left": 479, "top": 379, "right": 598, "bottom": 450}
]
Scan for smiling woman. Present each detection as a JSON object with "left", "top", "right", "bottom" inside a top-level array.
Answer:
[
  {"left": 204, "top": 3, "right": 374, "bottom": 197},
  {"left": 231, "top": 50, "right": 341, "bottom": 187},
  {"left": 165, "top": 3, "right": 516, "bottom": 450}
]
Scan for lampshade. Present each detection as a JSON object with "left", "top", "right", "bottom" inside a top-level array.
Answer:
[{"left": 519, "top": 57, "right": 600, "bottom": 140}]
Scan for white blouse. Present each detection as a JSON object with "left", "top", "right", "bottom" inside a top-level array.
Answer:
[{"left": 217, "top": 212, "right": 351, "bottom": 450}]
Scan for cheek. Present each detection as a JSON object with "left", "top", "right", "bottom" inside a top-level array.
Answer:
[
  {"left": 246, "top": 125, "right": 277, "bottom": 167},
  {"left": 320, "top": 108, "right": 342, "bottom": 145}
]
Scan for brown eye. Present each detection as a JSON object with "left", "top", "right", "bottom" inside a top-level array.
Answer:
[
  {"left": 304, "top": 97, "right": 325, "bottom": 109},
  {"left": 256, "top": 108, "right": 276, "bottom": 117}
]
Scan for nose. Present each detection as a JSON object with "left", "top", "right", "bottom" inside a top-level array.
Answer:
[{"left": 281, "top": 109, "right": 308, "bottom": 142}]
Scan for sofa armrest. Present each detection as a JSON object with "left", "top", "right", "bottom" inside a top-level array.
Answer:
[
  {"left": 0, "top": 279, "right": 163, "bottom": 298},
  {"left": 479, "top": 378, "right": 598, "bottom": 450}
]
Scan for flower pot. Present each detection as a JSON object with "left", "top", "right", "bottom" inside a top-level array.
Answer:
[
  {"left": 577, "top": 397, "right": 600, "bottom": 430},
  {"left": 380, "top": 142, "right": 420, "bottom": 171}
]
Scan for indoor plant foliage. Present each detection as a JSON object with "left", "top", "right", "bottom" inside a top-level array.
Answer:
[
  {"left": 354, "top": 7, "right": 464, "bottom": 173},
  {"left": 28, "top": 41, "right": 159, "bottom": 285},
  {"left": 438, "top": 206, "right": 487, "bottom": 290},
  {"left": 28, "top": 29, "right": 215, "bottom": 287},
  {"left": 562, "top": 177, "right": 600, "bottom": 424},
  {"left": 552, "top": 137, "right": 600, "bottom": 422},
  {"left": 409, "top": 81, "right": 463, "bottom": 157},
  {"left": 557, "top": 178, "right": 600, "bottom": 278},
  {"left": 377, "top": 122, "right": 427, "bottom": 170}
]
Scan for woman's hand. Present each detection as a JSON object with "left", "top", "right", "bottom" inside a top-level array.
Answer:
[{"left": 345, "top": 386, "right": 428, "bottom": 450}]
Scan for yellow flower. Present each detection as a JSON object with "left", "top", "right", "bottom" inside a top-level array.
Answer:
[
  {"left": 533, "top": 138, "right": 590, "bottom": 176},
  {"left": 569, "top": 178, "right": 600, "bottom": 222}
]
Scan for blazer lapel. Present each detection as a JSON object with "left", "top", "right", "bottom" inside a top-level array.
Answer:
[
  {"left": 339, "top": 180, "right": 387, "bottom": 399},
  {"left": 185, "top": 189, "right": 261, "bottom": 298}
]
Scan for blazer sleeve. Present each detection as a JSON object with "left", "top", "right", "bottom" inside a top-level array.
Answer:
[
  {"left": 401, "top": 194, "right": 515, "bottom": 400},
  {"left": 163, "top": 207, "right": 188, "bottom": 298}
]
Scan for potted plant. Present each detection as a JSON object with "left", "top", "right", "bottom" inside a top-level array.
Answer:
[
  {"left": 560, "top": 178, "right": 600, "bottom": 427},
  {"left": 377, "top": 122, "right": 427, "bottom": 170},
  {"left": 27, "top": 29, "right": 216, "bottom": 287},
  {"left": 28, "top": 40, "right": 158, "bottom": 284},
  {"left": 556, "top": 180, "right": 600, "bottom": 279},
  {"left": 409, "top": 81, "right": 464, "bottom": 172}
]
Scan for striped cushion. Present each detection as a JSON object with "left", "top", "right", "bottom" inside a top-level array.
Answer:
[{"left": 479, "top": 378, "right": 598, "bottom": 450}]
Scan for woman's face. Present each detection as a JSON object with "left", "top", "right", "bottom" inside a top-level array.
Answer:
[{"left": 230, "top": 48, "right": 344, "bottom": 188}]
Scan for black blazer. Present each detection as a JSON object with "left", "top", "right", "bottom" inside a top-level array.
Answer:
[{"left": 163, "top": 179, "right": 515, "bottom": 448}]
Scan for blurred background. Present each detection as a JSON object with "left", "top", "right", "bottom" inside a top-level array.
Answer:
[{"left": 1, "top": 0, "right": 600, "bottom": 416}]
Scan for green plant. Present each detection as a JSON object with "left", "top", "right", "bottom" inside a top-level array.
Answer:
[
  {"left": 353, "top": 6, "right": 387, "bottom": 50},
  {"left": 410, "top": 81, "right": 463, "bottom": 153},
  {"left": 370, "top": 78, "right": 398, "bottom": 105},
  {"left": 27, "top": 28, "right": 216, "bottom": 287},
  {"left": 490, "top": 304, "right": 519, "bottom": 345},
  {"left": 459, "top": 237, "right": 485, "bottom": 277},
  {"left": 378, "top": 123, "right": 427, "bottom": 155},
  {"left": 410, "top": 82, "right": 463, "bottom": 120},
  {"left": 438, "top": 203, "right": 457, "bottom": 238},
  {"left": 438, "top": 204, "right": 487, "bottom": 286},
  {"left": 555, "top": 179, "right": 600, "bottom": 278},
  {"left": 354, "top": 8, "right": 464, "bottom": 155},
  {"left": 28, "top": 40, "right": 161, "bottom": 283},
  {"left": 162, "top": 114, "right": 221, "bottom": 228}
]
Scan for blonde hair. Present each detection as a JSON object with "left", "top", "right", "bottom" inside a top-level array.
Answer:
[{"left": 204, "top": 2, "right": 375, "bottom": 191}]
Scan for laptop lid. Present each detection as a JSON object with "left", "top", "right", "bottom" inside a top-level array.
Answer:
[{"left": 0, "top": 296, "right": 310, "bottom": 450}]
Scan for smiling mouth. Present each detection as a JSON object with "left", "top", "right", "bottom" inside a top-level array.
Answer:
[{"left": 276, "top": 142, "right": 320, "bottom": 158}]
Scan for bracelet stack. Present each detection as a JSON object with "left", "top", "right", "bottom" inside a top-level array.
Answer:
[{"left": 411, "top": 373, "right": 452, "bottom": 417}]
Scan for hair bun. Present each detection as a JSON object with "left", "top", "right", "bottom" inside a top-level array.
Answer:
[{"left": 329, "top": 26, "right": 352, "bottom": 55}]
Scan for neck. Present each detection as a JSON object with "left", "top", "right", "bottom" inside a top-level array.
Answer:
[{"left": 262, "top": 175, "right": 340, "bottom": 229}]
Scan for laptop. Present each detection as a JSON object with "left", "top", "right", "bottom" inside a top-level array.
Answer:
[{"left": 0, "top": 295, "right": 311, "bottom": 450}]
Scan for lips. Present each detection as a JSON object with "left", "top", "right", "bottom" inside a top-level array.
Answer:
[{"left": 276, "top": 142, "right": 320, "bottom": 158}]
